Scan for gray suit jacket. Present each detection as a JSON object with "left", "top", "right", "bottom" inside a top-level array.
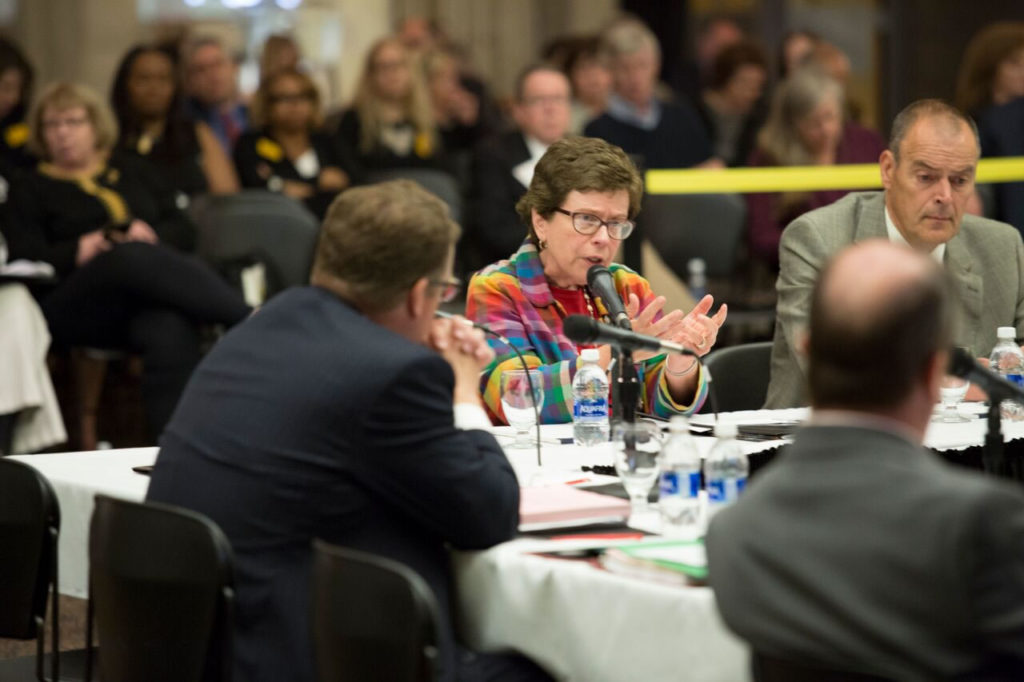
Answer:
[
  {"left": 706, "top": 424, "right": 1024, "bottom": 681},
  {"left": 765, "top": 191, "right": 1024, "bottom": 408}
]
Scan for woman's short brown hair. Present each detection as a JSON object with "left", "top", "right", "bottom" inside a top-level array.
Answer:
[
  {"left": 29, "top": 82, "right": 118, "bottom": 159},
  {"left": 312, "top": 179, "right": 460, "bottom": 313},
  {"left": 249, "top": 69, "right": 322, "bottom": 130},
  {"left": 516, "top": 136, "right": 643, "bottom": 245}
]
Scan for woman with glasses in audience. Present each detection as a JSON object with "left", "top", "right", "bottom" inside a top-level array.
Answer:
[
  {"left": 334, "top": 37, "right": 444, "bottom": 178},
  {"left": 234, "top": 68, "right": 354, "bottom": 219},
  {"left": 466, "top": 136, "right": 727, "bottom": 424},
  {"left": 110, "top": 44, "right": 238, "bottom": 199},
  {"left": 4, "top": 82, "right": 250, "bottom": 440}
]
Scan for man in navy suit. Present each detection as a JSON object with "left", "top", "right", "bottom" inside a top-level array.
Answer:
[{"left": 147, "top": 181, "right": 549, "bottom": 682}]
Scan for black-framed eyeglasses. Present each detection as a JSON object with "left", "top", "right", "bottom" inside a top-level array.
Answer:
[
  {"left": 429, "top": 277, "right": 462, "bottom": 303},
  {"left": 554, "top": 208, "right": 634, "bottom": 240}
]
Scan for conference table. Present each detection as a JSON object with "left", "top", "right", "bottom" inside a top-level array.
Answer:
[{"left": 12, "top": 405, "right": 1022, "bottom": 682}]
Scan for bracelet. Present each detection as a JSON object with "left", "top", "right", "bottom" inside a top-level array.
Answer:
[{"left": 665, "top": 359, "right": 698, "bottom": 377}]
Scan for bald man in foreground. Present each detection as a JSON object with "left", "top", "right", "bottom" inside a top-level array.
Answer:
[{"left": 707, "top": 240, "right": 1024, "bottom": 681}]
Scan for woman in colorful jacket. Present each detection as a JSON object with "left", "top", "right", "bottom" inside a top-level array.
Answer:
[{"left": 466, "top": 136, "right": 727, "bottom": 424}]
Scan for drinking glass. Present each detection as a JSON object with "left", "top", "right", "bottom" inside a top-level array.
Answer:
[
  {"left": 612, "top": 421, "right": 663, "bottom": 516},
  {"left": 935, "top": 374, "right": 970, "bottom": 423},
  {"left": 501, "top": 369, "right": 544, "bottom": 448}
]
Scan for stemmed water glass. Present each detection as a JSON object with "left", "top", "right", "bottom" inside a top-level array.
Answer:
[
  {"left": 501, "top": 369, "right": 544, "bottom": 448},
  {"left": 934, "top": 374, "right": 971, "bottom": 423},
  {"left": 612, "top": 421, "right": 663, "bottom": 518}
]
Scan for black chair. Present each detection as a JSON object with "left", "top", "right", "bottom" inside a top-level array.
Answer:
[
  {"left": 641, "top": 192, "right": 747, "bottom": 281},
  {"left": 85, "top": 495, "right": 235, "bottom": 682},
  {"left": 310, "top": 540, "right": 441, "bottom": 682},
  {"left": 700, "top": 341, "right": 774, "bottom": 414},
  {"left": 187, "top": 190, "right": 321, "bottom": 298},
  {"left": 0, "top": 458, "right": 61, "bottom": 681},
  {"left": 366, "top": 168, "right": 464, "bottom": 224},
  {"left": 752, "top": 651, "right": 895, "bottom": 682}
]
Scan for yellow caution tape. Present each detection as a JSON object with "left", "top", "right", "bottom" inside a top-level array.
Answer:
[{"left": 645, "top": 157, "right": 1024, "bottom": 194}]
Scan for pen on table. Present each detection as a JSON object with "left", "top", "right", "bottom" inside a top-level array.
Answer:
[{"left": 563, "top": 478, "right": 590, "bottom": 485}]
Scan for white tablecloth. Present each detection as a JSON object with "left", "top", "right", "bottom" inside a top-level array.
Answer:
[{"left": 12, "top": 407, "right": 1014, "bottom": 682}]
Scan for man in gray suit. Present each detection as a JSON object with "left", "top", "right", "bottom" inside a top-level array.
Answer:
[
  {"left": 766, "top": 99, "right": 1024, "bottom": 408},
  {"left": 707, "top": 240, "right": 1024, "bottom": 680}
]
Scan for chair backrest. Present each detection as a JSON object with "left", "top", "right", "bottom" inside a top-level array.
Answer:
[
  {"left": 0, "top": 458, "right": 60, "bottom": 641},
  {"left": 641, "top": 192, "right": 747, "bottom": 279},
  {"left": 700, "top": 341, "right": 774, "bottom": 413},
  {"left": 187, "top": 190, "right": 320, "bottom": 295},
  {"left": 87, "top": 495, "right": 235, "bottom": 682},
  {"left": 311, "top": 540, "right": 441, "bottom": 682},
  {"left": 752, "top": 651, "right": 895, "bottom": 682},
  {"left": 366, "top": 168, "right": 463, "bottom": 224}
]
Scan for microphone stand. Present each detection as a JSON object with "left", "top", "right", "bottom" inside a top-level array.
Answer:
[
  {"left": 614, "top": 348, "right": 640, "bottom": 426},
  {"left": 984, "top": 400, "right": 1006, "bottom": 477}
]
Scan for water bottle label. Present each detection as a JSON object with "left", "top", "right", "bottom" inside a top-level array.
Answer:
[
  {"left": 659, "top": 470, "right": 699, "bottom": 498},
  {"left": 574, "top": 398, "right": 608, "bottom": 422},
  {"left": 708, "top": 477, "right": 746, "bottom": 504},
  {"left": 1008, "top": 374, "right": 1024, "bottom": 387}
]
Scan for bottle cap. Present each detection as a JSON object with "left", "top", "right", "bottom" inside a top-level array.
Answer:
[
  {"left": 687, "top": 258, "right": 706, "bottom": 275},
  {"left": 997, "top": 326, "right": 1017, "bottom": 340},
  {"left": 580, "top": 348, "right": 599, "bottom": 362},
  {"left": 715, "top": 421, "right": 738, "bottom": 438}
]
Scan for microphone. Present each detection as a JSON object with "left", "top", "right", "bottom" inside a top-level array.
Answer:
[
  {"left": 563, "top": 315, "right": 698, "bottom": 357},
  {"left": 435, "top": 310, "right": 509, "bottom": 344},
  {"left": 948, "top": 347, "right": 1024, "bottom": 402},
  {"left": 587, "top": 265, "right": 631, "bottom": 329}
]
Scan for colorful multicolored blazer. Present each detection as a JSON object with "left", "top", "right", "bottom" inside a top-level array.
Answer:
[{"left": 466, "top": 242, "right": 709, "bottom": 424}]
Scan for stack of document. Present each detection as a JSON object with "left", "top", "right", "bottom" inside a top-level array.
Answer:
[{"left": 601, "top": 540, "right": 708, "bottom": 585}]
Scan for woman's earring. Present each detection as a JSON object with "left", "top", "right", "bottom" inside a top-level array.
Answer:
[{"left": 538, "top": 239, "right": 547, "bottom": 251}]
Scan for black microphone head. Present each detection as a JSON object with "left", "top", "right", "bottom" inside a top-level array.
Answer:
[
  {"left": 948, "top": 346, "right": 974, "bottom": 379},
  {"left": 563, "top": 315, "right": 599, "bottom": 344},
  {"left": 586, "top": 264, "right": 611, "bottom": 289}
]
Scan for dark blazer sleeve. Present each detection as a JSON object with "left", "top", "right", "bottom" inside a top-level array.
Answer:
[
  {"left": 472, "top": 138, "right": 529, "bottom": 263},
  {"left": 355, "top": 352, "right": 520, "bottom": 549},
  {"left": 333, "top": 110, "right": 368, "bottom": 184},
  {"left": 4, "top": 173, "right": 78, "bottom": 275},
  {"left": 128, "top": 155, "right": 197, "bottom": 252},
  {"left": 232, "top": 133, "right": 270, "bottom": 189}
]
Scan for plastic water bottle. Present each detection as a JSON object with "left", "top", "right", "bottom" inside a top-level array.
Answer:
[
  {"left": 706, "top": 421, "right": 748, "bottom": 517},
  {"left": 658, "top": 416, "right": 702, "bottom": 538},
  {"left": 989, "top": 327, "right": 1024, "bottom": 420},
  {"left": 687, "top": 258, "right": 707, "bottom": 300},
  {"left": 573, "top": 348, "right": 610, "bottom": 446}
]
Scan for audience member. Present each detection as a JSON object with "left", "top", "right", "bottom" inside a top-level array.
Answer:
[
  {"left": 467, "top": 137, "right": 726, "bottom": 423},
  {"left": 955, "top": 21, "right": 1024, "bottom": 118},
  {"left": 696, "top": 40, "right": 768, "bottom": 167},
  {"left": 470, "top": 63, "right": 571, "bottom": 272},
  {"left": 4, "top": 83, "right": 249, "bottom": 438},
  {"left": 335, "top": 37, "right": 445, "bottom": 178},
  {"left": 979, "top": 96, "right": 1024, "bottom": 234},
  {"left": 0, "top": 36, "right": 35, "bottom": 180},
  {"left": 564, "top": 37, "right": 612, "bottom": 134},
  {"left": 182, "top": 35, "right": 248, "bottom": 154},
  {"left": 746, "top": 67, "right": 884, "bottom": 268},
  {"left": 111, "top": 43, "right": 239, "bottom": 199},
  {"left": 147, "top": 180, "right": 552, "bottom": 682},
  {"left": 586, "top": 19, "right": 716, "bottom": 169},
  {"left": 233, "top": 68, "right": 353, "bottom": 219},
  {"left": 0, "top": 276, "right": 66, "bottom": 455},
  {"left": 777, "top": 29, "right": 818, "bottom": 79},
  {"left": 259, "top": 33, "right": 300, "bottom": 81},
  {"left": 708, "top": 239, "right": 1024, "bottom": 680},
  {"left": 673, "top": 14, "right": 745, "bottom": 100},
  {"left": 424, "top": 47, "right": 494, "bottom": 155},
  {"left": 799, "top": 39, "right": 865, "bottom": 123},
  {"left": 765, "top": 99, "right": 1024, "bottom": 409}
]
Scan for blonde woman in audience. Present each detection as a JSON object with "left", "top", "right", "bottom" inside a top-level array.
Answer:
[
  {"left": 111, "top": 44, "right": 238, "bottom": 199},
  {"left": 4, "top": 83, "right": 249, "bottom": 440},
  {"left": 334, "top": 37, "right": 444, "bottom": 177},
  {"left": 955, "top": 22, "right": 1024, "bottom": 118},
  {"left": 234, "top": 69, "right": 354, "bottom": 218},
  {"left": 745, "top": 67, "right": 884, "bottom": 268}
]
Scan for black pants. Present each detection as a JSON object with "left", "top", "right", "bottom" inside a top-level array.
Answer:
[{"left": 42, "top": 242, "right": 250, "bottom": 439}]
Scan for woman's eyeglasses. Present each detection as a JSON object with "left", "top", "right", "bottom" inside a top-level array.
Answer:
[
  {"left": 554, "top": 208, "right": 634, "bottom": 240},
  {"left": 429, "top": 277, "right": 462, "bottom": 303}
]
